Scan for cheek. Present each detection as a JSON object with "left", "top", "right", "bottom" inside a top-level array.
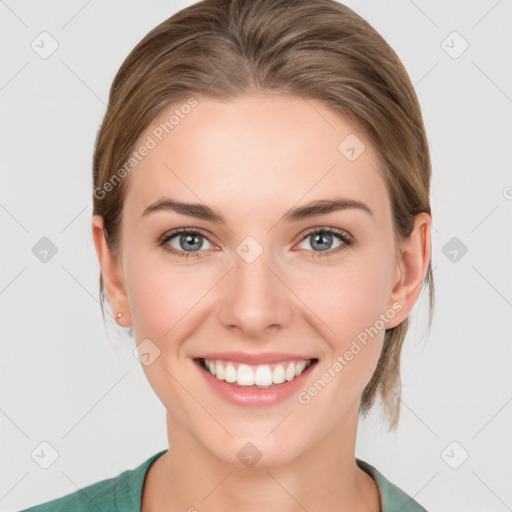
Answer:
[
  {"left": 128, "top": 271, "right": 173, "bottom": 336},
  {"left": 125, "top": 254, "right": 221, "bottom": 366},
  {"left": 124, "top": 248, "right": 186, "bottom": 337},
  {"left": 299, "top": 259, "right": 392, "bottom": 340},
  {"left": 292, "top": 258, "right": 393, "bottom": 386},
  {"left": 124, "top": 257, "right": 203, "bottom": 417},
  {"left": 124, "top": 236, "right": 209, "bottom": 325}
]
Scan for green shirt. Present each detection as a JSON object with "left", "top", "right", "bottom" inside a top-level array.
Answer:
[{"left": 20, "top": 449, "right": 428, "bottom": 511}]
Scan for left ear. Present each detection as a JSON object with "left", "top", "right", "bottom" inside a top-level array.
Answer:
[{"left": 386, "top": 212, "right": 432, "bottom": 329}]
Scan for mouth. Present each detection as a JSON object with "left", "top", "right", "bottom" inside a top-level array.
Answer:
[{"left": 194, "top": 357, "right": 319, "bottom": 389}]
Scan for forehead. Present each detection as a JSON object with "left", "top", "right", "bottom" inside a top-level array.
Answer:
[{"left": 124, "top": 93, "right": 390, "bottom": 224}]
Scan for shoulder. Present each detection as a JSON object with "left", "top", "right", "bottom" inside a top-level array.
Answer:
[
  {"left": 18, "top": 475, "right": 117, "bottom": 512},
  {"left": 19, "top": 450, "right": 168, "bottom": 512},
  {"left": 356, "top": 458, "right": 430, "bottom": 512}
]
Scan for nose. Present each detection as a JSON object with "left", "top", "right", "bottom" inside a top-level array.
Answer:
[{"left": 217, "top": 243, "right": 292, "bottom": 339}]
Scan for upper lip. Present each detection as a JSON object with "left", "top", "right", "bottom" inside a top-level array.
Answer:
[{"left": 196, "top": 352, "right": 317, "bottom": 365}]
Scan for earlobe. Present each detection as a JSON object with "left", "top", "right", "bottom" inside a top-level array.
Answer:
[
  {"left": 91, "top": 215, "right": 131, "bottom": 327},
  {"left": 386, "top": 212, "right": 431, "bottom": 329}
]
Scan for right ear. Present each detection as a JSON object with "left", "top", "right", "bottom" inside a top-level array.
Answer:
[{"left": 91, "top": 215, "right": 132, "bottom": 327}]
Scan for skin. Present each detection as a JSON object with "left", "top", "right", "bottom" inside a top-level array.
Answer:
[{"left": 92, "top": 92, "right": 431, "bottom": 512}]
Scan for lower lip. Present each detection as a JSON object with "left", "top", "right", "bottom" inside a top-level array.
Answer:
[{"left": 194, "top": 358, "right": 318, "bottom": 407}]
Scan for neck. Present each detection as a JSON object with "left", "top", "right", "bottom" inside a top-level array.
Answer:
[{"left": 142, "top": 409, "right": 381, "bottom": 512}]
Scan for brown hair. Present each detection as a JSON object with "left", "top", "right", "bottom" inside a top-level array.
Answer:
[{"left": 92, "top": 0, "right": 434, "bottom": 432}]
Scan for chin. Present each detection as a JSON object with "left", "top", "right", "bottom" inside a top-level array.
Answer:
[{"left": 201, "top": 431, "right": 310, "bottom": 469}]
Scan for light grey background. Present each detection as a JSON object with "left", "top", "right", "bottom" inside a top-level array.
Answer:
[{"left": 1, "top": 1, "right": 511, "bottom": 511}]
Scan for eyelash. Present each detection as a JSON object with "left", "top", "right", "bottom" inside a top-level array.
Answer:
[{"left": 157, "top": 227, "right": 353, "bottom": 260}]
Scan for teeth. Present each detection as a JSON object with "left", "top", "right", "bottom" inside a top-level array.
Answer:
[
  {"left": 254, "top": 365, "right": 272, "bottom": 386},
  {"left": 285, "top": 362, "right": 295, "bottom": 381},
  {"left": 238, "top": 364, "right": 255, "bottom": 385},
  {"left": 202, "top": 358, "right": 313, "bottom": 387},
  {"left": 224, "top": 364, "right": 237, "bottom": 383},
  {"left": 273, "top": 364, "right": 285, "bottom": 384},
  {"left": 295, "top": 360, "right": 307, "bottom": 376}
]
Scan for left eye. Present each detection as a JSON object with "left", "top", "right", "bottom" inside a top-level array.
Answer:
[{"left": 297, "top": 228, "right": 350, "bottom": 253}]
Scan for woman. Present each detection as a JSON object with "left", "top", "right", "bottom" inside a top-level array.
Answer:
[{"left": 22, "top": 0, "right": 434, "bottom": 510}]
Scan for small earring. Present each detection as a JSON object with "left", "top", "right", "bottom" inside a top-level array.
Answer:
[{"left": 116, "top": 312, "right": 123, "bottom": 318}]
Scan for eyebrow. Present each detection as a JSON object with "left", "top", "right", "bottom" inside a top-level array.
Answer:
[{"left": 141, "top": 196, "right": 374, "bottom": 223}]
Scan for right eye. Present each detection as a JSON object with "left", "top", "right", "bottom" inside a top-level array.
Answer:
[{"left": 159, "top": 228, "right": 215, "bottom": 258}]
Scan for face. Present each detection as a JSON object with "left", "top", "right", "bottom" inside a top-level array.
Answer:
[{"left": 100, "top": 93, "right": 410, "bottom": 467}]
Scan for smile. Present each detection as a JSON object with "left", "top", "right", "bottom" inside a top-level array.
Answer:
[{"left": 198, "top": 357, "right": 318, "bottom": 388}]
